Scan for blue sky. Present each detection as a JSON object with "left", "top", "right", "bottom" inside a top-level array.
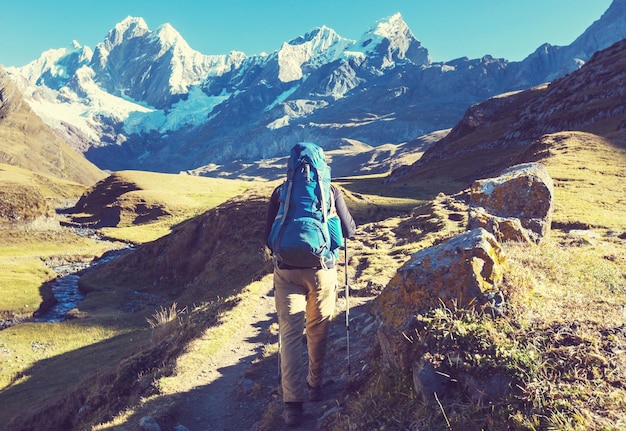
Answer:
[{"left": 0, "top": 0, "right": 613, "bottom": 67}]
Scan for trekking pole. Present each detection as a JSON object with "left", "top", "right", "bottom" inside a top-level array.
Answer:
[
  {"left": 277, "top": 332, "right": 281, "bottom": 383},
  {"left": 344, "top": 239, "right": 351, "bottom": 376}
]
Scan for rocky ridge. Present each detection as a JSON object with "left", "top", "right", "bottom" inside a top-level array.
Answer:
[{"left": 389, "top": 36, "right": 626, "bottom": 186}]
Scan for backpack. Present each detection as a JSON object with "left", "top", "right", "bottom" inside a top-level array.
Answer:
[{"left": 268, "top": 142, "right": 343, "bottom": 268}]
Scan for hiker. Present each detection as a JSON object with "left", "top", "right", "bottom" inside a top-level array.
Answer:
[{"left": 265, "top": 142, "right": 357, "bottom": 427}]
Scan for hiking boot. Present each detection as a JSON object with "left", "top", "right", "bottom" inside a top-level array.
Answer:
[
  {"left": 283, "top": 402, "right": 303, "bottom": 427},
  {"left": 308, "top": 383, "right": 323, "bottom": 402}
]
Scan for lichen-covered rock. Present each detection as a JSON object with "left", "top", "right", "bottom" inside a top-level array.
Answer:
[
  {"left": 468, "top": 206, "right": 533, "bottom": 243},
  {"left": 468, "top": 162, "right": 554, "bottom": 243},
  {"left": 374, "top": 228, "right": 506, "bottom": 370},
  {"left": 375, "top": 228, "right": 505, "bottom": 328}
]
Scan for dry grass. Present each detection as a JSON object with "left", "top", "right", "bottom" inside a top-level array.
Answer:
[
  {"left": 1, "top": 125, "right": 624, "bottom": 430},
  {"left": 324, "top": 131, "right": 626, "bottom": 431},
  {"left": 502, "top": 238, "right": 626, "bottom": 430},
  {"left": 0, "top": 102, "right": 105, "bottom": 185},
  {"left": 68, "top": 170, "right": 253, "bottom": 244},
  {"left": 0, "top": 163, "right": 86, "bottom": 219},
  {"left": 536, "top": 131, "right": 626, "bottom": 232},
  {"left": 327, "top": 232, "right": 626, "bottom": 431}
]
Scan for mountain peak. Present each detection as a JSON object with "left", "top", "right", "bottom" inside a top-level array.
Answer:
[
  {"left": 152, "top": 22, "right": 188, "bottom": 51},
  {"left": 571, "top": 0, "right": 626, "bottom": 54},
  {"left": 105, "top": 16, "right": 150, "bottom": 47},
  {"left": 355, "top": 12, "right": 430, "bottom": 68},
  {"left": 372, "top": 12, "right": 408, "bottom": 37},
  {"left": 278, "top": 25, "right": 353, "bottom": 82}
]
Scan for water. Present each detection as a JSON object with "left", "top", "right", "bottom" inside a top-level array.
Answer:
[
  {"left": 37, "top": 274, "right": 84, "bottom": 322},
  {"left": 35, "top": 248, "right": 131, "bottom": 323}
]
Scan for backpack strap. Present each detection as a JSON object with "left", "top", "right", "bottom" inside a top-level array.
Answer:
[
  {"left": 319, "top": 169, "right": 328, "bottom": 224},
  {"left": 273, "top": 179, "right": 293, "bottom": 233}
]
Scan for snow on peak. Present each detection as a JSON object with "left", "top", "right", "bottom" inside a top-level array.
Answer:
[
  {"left": 14, "top": 40, "right": 93, "bottom": 86},
  {"left": 372, "top": 13, "right": 409, "bottom": 39},
  {"left": 152, "top": 23, "right": 186, "bottom": 51},
  {"left": 351, "top": 12, "right": 429, "bottom": 68},
  {"left": 278, "top": 26, "right": 354, "bottom": 82},
  {"left": 106, "top": 16, "right": 150, "bottom": 47}
]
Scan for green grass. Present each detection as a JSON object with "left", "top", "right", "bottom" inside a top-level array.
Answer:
[
  {"left": 0, "top": 320, "right": 126, "bottom": 389},
  {"left": 74, "top": 170, "right": 253, "bottom": 244},
  {"left": 540, "top": 132, "right": 626, "bottom": 232},
  {"left": 0, "top": 320, "right": 149, "bottom": 427},
  {"left": 0, "top": 259, "right": 56, "bottom": 314},
  {"left": 0, "top": 230, "right": 118, "bottom": 316},
  {"left": 0, "top": 172, "right": 257, "bottom": 429},
  {"left": 0, "top": 163, "right": 109, "bottom": 315}
]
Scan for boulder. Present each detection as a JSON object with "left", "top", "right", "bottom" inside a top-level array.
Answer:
[
  {"left": 468, "top": 162, "right": 554, "bottom": 244},
  {"left": 468, "top": 206, "right": 533, "bottom": 243},
  {"left": 374, "top": 228, "right": 506, "bottom": 370}
]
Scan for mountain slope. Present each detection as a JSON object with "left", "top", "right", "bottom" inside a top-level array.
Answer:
[
  {"left": 389, "top": 38, "right": 626, "bottom": 192},
  {"left": 8, "top": 1, "right": 626, "bottom": 175},
  {"left": 0, "top": 67, "right": 105, "bottom": 186}
]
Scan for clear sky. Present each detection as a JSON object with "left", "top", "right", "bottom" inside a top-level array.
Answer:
[{"left": 0, "top": 0, "right": 614, "bottom": 67}]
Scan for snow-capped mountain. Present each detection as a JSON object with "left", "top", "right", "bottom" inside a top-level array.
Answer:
[{"left": 7, "top": 0, "right": 626, "bottom": 175}]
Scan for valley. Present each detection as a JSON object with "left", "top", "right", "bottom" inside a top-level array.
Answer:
[{"left": 1, "top": 2, "right": 626, "bottom": 430}]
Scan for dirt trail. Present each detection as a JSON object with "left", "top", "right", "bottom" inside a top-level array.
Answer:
[{"left": 173, "top": 272, "right": 378, "bottom": 431}]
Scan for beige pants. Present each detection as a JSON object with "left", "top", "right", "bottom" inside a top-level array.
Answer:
[{"left": 274, "top": 263, "right": 337, "bottom": 403}]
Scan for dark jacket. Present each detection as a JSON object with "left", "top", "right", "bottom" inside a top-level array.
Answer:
[{"left": 265, "top": 184, "right": 357, "bottom": 267}]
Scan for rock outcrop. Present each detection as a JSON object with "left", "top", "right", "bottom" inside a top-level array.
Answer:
[
  {"left": 468, "top": 162, "right": 555, "bottom": 244},
  {"left": 374, "top": 161, "right": 556, "bottom": 405},
  {"left": 375, "top": 227, "right": 506, "bottom": 369}
]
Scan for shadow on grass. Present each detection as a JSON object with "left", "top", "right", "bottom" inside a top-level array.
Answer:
[
  {"left": 0, "top": 294, "right": 243, "bottom": 431},
  {"left": 0, "top": 181, "right": 409, "bottom": 430}
]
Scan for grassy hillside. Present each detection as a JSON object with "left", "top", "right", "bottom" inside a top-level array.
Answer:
[
  {"left": 0, "top": 163, "right": 87, "bottom": 221},
  {"left": 321, "top": 43, "right": 626, "bottom": 431},
  {"left": 66, "top": 170, "right": 253, "bottom": 243},
  {"left": 0, "top": 170, "right": 259, "bottom": 429},
  {"left": 0, "top": 69, "right": 105, "bottom": 186},
  {"left": 326, "top": 129, "right": 626, "bottom": 431},
  {"left": 521, "top": 130, "right": 626, "bottom": 233},
  {"left": 1, "top": 137, "right": 623, "bottom": 429},
  {"left": 391, "top": 38, "right": 626, "bottom": 196},
  {"left": 0, "top": 163, "right": 111, "bottom": 317}
]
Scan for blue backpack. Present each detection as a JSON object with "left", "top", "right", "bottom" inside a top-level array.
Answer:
[{"left": 269, "top": 142, "right": 343, "bottom": 268}]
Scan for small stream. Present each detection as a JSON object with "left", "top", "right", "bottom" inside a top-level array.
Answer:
[{"left": 34, "top": 248, "right": 132, "bottom": 323}]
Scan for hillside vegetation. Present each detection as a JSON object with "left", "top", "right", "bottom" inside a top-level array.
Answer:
[
  {"left": 65, "top": 170, "right": 253, "bottom": 243},
  {"left": 325, "top": 131, "right": 626, "bottom": 431},
  {"left": 2, "top": 125, "right": 623, "bottom": 430},
  {"left": 0, "top": 168, "right": 260, "bottom": 431},
  {"left": 0, "top": 68, "right": 105, "bottom": 186},
  {"left": 0, "top": 163, "right": 111, "bottom": 318}
]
